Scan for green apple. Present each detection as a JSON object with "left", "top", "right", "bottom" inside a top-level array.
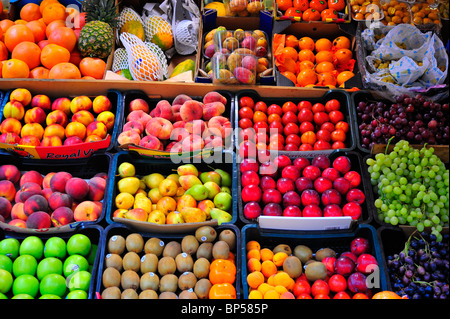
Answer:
[
  {"left": 67, "top": 234, "right": 91, "bottom": 257},
  {"left": 0, "top": 238, "right": 20, "bottom": 259},
  {"left": 39, "top": 294, "right": 61, "bottom": 299},
  {"left": 0, "top": 269, "right": 13, "bottom": 294},
  {"left": 214, "top": 169, "right": 231, "bottom": 187},
  {"left": 12, "top": 274, "right": 39, "bottom": 298},
  {"left": 85, "top": 244, "right": 98, "bottom": 265},
  {"left": 44, "top": 237, "right": 67, "bottom": 259},
  {"left": 68, "top": 270, "right": 91, "bottom": 292},
  {"left": 19, "top": 236, "right": 44, "bottom": 260},
  {"left": 220, "top": 186, "right": 231, "bottom": 194},
  {"left": 213, "top": 192, "right": 232, "bottom": 211},
  {"left": 40, "top": 273, "right": 67, "bottom": 297},
  {"left": 63, "top": 254, "right": 89, "bottom": 277},
  {"left": 11, "top": 293, "right": 34, "bottom": 299},
  {"left": 66, "top": 289, "right": 88, "bottom": 299},
  {"left": 37, "top": 257, "right": 63, "bottom": 280},
  {"left": 12, "top": 254, "right": 37, "bottom": 277},
  {"left": 0, "top": 255, "right": 13, "bottom": 273}
]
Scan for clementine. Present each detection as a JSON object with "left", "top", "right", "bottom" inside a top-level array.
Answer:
[
  {"left": 296, "top": 68, "right": 317, "bottom": 86},
  {"left": 26, "top": 20, "right": 47, "bottom": 43},
  {"left": 315, "top": 38, "right": 333, "bottom": 52},
  {"left": 11, "top": 41, "right": 41, "bottom": 69},
  {"left": 4, "top": 24, "right": 35, "bottom": 52},
  {"left": 2, "top": 58, "right": 30, "bottom": 78},
  {"left": 298, "top": 49, "right": 315, "bottom": 63},
  {"left": 20, "top": 3, "right": 42, "bottom": 22},
  {"left": 315, "top": 50, "right": 334, "bottom": 63},
  {"left": 40, "top": 43, "right": 70, "bottom": 69},
  {"left": 42, "top": 3, "right": 66, "bottom": 25},
  {"left": 298, "top": 37, "right": 315, "bottom": 50},
  {"left": 48, "top": 26, "right": 77, "bottom": 52},
  {"left": 29, "top": 66, "right": 50, "bottom": 79},
  {"left": 49, "top": 62, "right": 82, "bottom": 79},
  {"left": 332, "top": 36, "right": 351, "bottom": 49}
]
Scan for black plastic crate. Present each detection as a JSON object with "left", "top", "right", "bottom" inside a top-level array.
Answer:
[
  {"left": 241, "top": 223, "right": 389, "bottom": 299},
  {"left": 238, "top": 150, "right": 375, "bottom": 226},
  {"left": 95, "top": 222, "right": 242, "bottom": 299},
  {"left": 0, "top": 223, "right": 104, "bottom": 299}
]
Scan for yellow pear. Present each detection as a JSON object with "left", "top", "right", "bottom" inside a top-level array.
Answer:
[
  {"left": 179, "top": 175, "right": 202, "bottom": 190},
  {"left": 118, "top": 162, "right": 135, "bottom": 177},
  {"left": 134, "top": 193, "right": 152, "bottom": 214},
  {"left": 147, "top": 210, "right": 166, "bottom": 224},
  {"left": 142, "top": 173, "right": 165, "bottom": 189},
  {"left": 166, "top": 173, "right": 180, "bottom": 186},
  {"left": 148, "top": 188, "right": 163, "bottom": 203},
  {"left": 115, "top": 192, "right": 134, "bottom": 210},
  {"left": 117, "top": 177, "right": 140, "bottom": 195},
  {"left": 180, "top": 207, "right": 207, "bottom": 223}
]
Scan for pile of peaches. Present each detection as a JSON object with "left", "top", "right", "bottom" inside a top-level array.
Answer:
[
  {"left": 0, "top": 163, "right": 107, "bottom": 230},
  {"left": 0, "top": 88, "right": 115, "bottom": 147},
  {"left": 118, "top": 91, "right": 232, "bottom": 153}
]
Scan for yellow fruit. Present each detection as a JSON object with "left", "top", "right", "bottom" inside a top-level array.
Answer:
[
  {"left": 145, "top": 16, "right": 173, "bottom": 51},
  {"left": 120, "top": 20, "right": 145, "bottom": 42},
  {"left": 117, "top": 177, "right": 140, "bottom": 194},
  {"left": 133, "top": 193, "right": 152, "bottom": 213},
  {"left": 115, "top": 192, "right": 135, "bottom": 209}
]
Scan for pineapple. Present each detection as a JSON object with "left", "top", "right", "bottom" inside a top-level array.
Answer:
[{"left": 78, "top": 0, "right": 118, "bottom": 59}]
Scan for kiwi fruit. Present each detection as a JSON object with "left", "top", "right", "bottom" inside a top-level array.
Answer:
[
  {"left": 122, "top": 251, "right": 141, "bottom": 272},
  {"left": 140, "top": 272, "right": 159, "bottom": 291},
  {"left": 196, "top": 242, "right": 213, "bottom": 260},
  {"left": 179, "top": 289, "right": 198, "bottom": 299},
  {"left": 105, "top": 253, "right": 123, "bottom": 272},
  {"left": 175, "top": 252, "right": 194, "bottom": 273},
  {"left": 158, "top": 256, "right": 176, "bottom": 276},
  {"left": 305, "top": 261, "right": 327, "bottom": 281},
  {"left": 218, "top": 229, "right": 236, "bottom": 250},
  {"left": 101, "top": 286, "right": 121, "bottom": 299},
  {"left": 293, "top": 245, "right": 313, "bottom": 264},
  {"left": 181, "top": 235, "right": 199, "bottom": 255},
  {"left": 159, "top": 274, "right": 178, "bottom": 293},
  {"left": 273, "top": 244, "right": 292, "bottom": 255},
  {"left": 212, "top": 241, "right": 230, "bottom": 259},
  {"left": 125, "top": 233, "right": 144, "bottom": 253},
  {"left": 102, "top": 267, "right": 121, "bottom": 288},
  {"left": 159, "top": 291, "right": 178, "bottom": 299},
  {"left": 282, "top": 256, "right": 302, "bottom": 278},
  {"left": 163, "top": 241, "right": 181, "bottom": 258},
  {"left": 121, "top": 269, "right": 140, "bottom": 290},
  {"left": 178, "top": 271, "right": 197, "bottom": 290},
  {"left": 144, "top": 237, "right": 165, "bottom": 256},
  {"left": 195, "top": 226, "right": 217, "bottom": 243},
  {"left": 140, "top": 253, "right": 158, "bottom": 274},
  {"left": 193, "top": 257, "right": 210, "bottom": 279},
  {"left": 194, "top": 278, "right": 212, "bottom": 299},
  {"left": 139, "top": 289, "right": 158, "bottom": 299},
  {"left": 121, "top": 288, "right": 139, "bottom": 299},
  {"left": 315, "top": 247, "right": 336, "bottom": 261},
  {"left": 107, "top": 235, "right": 126, "bottom": 254}
]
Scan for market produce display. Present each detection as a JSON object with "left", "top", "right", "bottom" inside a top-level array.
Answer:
[{"left": 275, "top": 0, "right": 348, "bottom": 21}]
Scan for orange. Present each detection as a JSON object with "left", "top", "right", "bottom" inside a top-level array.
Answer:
[
  {"left": 11, "top": 41, "right": 41, "bottom": 69},
  {"left": 0, "top": 20, "right": 15, "bottom": 39},
  {"left": 315, "top": 61, "right": 335, "bottom": 74},
  {"left": 279, "top": 57, "right": 297, "bottom": 74},
  {"left": 315, "top": 38, "right": 333, "bottom": 52},
  {"left": 297, "top": 68, "right": 317, "bottom": 87},
  {"left": 334, "top": 48, "right": 353, "bottom": 65},
  {"left": 317, "top": 72, "right": 337, "bottom": 87},
  {"left": 2, "top": 58, "right": 30, "bottom": 78},
  {"left": 298, "top": 49, "right": 315, "bottom": 63},
  {"left": 0, "top": 41, "right": 8, "bottom": 61},
  {"left": 45, "top": 20, "right": 66, "bottom": 38},
  {"left": 333, "top": 36, "right": 351, "bottom": 49},
  {"left": 42, "top": 3, "right": 66, "bottom": 25},
  {"left": 315, "top": 50, "right": 334, "bottom": 63},
  {"left": 298, "top": 60, "right": 315, "bottom": 71},
  {"left": 285, "top": 34, "right": 299, "bottom": 48},
  {"left": 40, "top": 0, "right": 60, "bottom": 14},
  {"left": 14, "top": 20, "right": 28, "bottom": 25},
  {"left": 20, "top": 3, "right": 42, "bottom": 22},
  {"left": 29, "top": 66, "right": 50, "bottom": 79},
  {"left": 48, "top": 62, "right": 81, "bottom": 79},
  {"left": 298, "top": 37, "right": 315, "bottom": 51},
  {"left": 281, "top": 71, "right": 297, "bottom": 84},
  {"left": 48, "top": 26, "right": 77, "bottom": 52},
  {"left": 336, "top": 71, "right": 354, "bottom": 86},
  {"left": 281, "top": 46, "right": 298, "bottom": 62},
  {"left": 26, "top": 20, "right": 47, "bottom": 43},
  {"left": 276, "top": 0, "right": 294, "bottom": 11},
  {"left": 79, "top": 57, "right": 106, "bottom": 79},
  {"left": 40, "top": 44, "right": 70, "bottom": 69},
  {"left": 4, "top": 24, "right": 35, "bottom": 52},
  {"left": 372, "top": 291, "right": 404, "bottom": 299}
]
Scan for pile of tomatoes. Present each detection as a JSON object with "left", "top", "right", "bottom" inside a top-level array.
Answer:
[{"left": 276, "top": 0, "right": 347, "bottom": 21}]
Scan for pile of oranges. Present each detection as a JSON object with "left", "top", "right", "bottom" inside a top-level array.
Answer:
[
  {"left": 0, "top": 0, "right": 106, "bottom": 80},
  {"left": 274, "top": 34, "right": 355, "bottom": 88}
]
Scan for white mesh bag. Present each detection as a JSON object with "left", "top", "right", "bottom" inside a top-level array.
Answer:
[
  {"left": 142, "top": 14, "right": 173, "bottom": 48},
  {"left": 112, "top": 48, "right": 129, "bottom": 72},
  {"left": 116, "top": 7, "right": 144, "bottom": 45}
]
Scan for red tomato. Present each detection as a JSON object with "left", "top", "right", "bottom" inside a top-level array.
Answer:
[
  {"left": 325, "top": 98, "right": 341, "bottom": 112},
  {"left": 285, "top": 7, "right": 303, "bottom": 17},
  {"left": 313, "top": 111, "right": 330, "bottom": 126},
  {"left": 282, "top": 101, "right": 298, "bottom": 114},
  {"left": 314, "top": 140, "right": 332, "bottom": 150},
  {"left": 299, "top": 121, "right": 315, "bottom": 134},
  {"left": 334, "top": 291, "right": 352, "bottom": 299},
  {"left": 316, "top": 129, "right": 331, "bottom": 142},
  {"left": 254, "top": 101, "right": 268, "bottom": 113},
  {"left": 328, "top": 0, "right": 346, "bottom": 11},
  {"left": 267, "top": 104, "right": 283, "bottom": 116},
  {"left": 239, "top": 96, "right": 255, "bottom": 109},
  {"left": 310, "top": 0, "right": 328, "bottom": 12},
  {"left": 293, "top": 0, "right": 309, "bottom": 11},
  {"left": 298, "top": 100, "right": 312, "bottom": 110},
  {"left": 312, "top": 102, "right": 325, "bottom": 113},
  {"left": 299, "top": 143, "right": 314, "bottom": 151},
  {"left": 302, "top": 8, "right": 321, "bottom": 21},
  {"left": 331, "top": 141, "right": 346, "bottom": 149},
  {"left": 331, "top": 129, "right": 346, "bottom": 142},
  {"left": 321, "top": 121, "right": 335, "bottom": 132},
  {"left": 335, "top": 121, "right": 349, "bottom": 133},
  {"left": 329, "top": 110, "right": 344, "bottom": 124},
  {"left": 239, "top": 118, "right": 253, "bottom": 129}
]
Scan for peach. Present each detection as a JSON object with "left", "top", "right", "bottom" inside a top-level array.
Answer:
[
  {"left": 19, "top": 135, "right": 41, "bottom": 146},
  {"left": 63, "top": 136, "right": 84, "bottom": 145},
  {"left": 170, "top": 127, "right": 190, "bottom": 142},
  {"left": 51, "top": 206, "right": 74, "bottom": 226},
  {"left": 123, "top": 120, "right": 144, "bottom": 135},
  {"left": 30, "top": 94, "right": 51, "bottom": 111},
  {"left": 17, "top": 182, "right": 42, "bottom": 203},
  {"left": 176, "top": 194, "right": 197, "bottom": 211},
  {"left": 172, "top": 104, "right": 182, "bottom": 114},
  {"left": 118, "top": 130, "right": 141, "bottom": 146},
  {"left": 70, "top": 95, "right": 93, "bottom": 114},
  {"left": 48, "top": 191, "right": 73, "bottom": 210},
  {"left": 204, "top": 135, "right": 223, "bottom": 149},
  {"left": 128, "top": 98, "right": 149, "bottom": 113},
  {"left": 65, "top": 177, "right": 89, "bottom": 201},
  {"left": 10, "top": 88, "right": 32, "bottom": 106},
  {"left": 208, "top": 116, "right": 232, "bottom": 139},
  {"left": 139, "top": 134, "right": 161, "bottom": 150},
  {"left": 145, "top": 117, "right": 173, "bottom": 140},
  {"left": 172, "top": 112, "right": 182, "bottom": 122},
  {"left": 113, "top": 208, "right": 127, "bottom": 218},
  {"left": 40, "top": 136, "right": 63, "bottom": 147},
  {"left": 42, "top": 188, "right": 53, "bottom": 201},
  {"left": 23, "top": 194, "right": 48, "bottom": 217},
  {"left": 181, "top": 134, "right": 205, "bottom": 152},
  {"left": 180, "top": 100, "right": 203, "bottom": 121},
  {"left": 42, "top": 172, "right": 56, "bottom": 189},
  {"left": 43, "top": 123, "right": 65, "bottom": 140},
  {"left": 46, "top": 109, "right": 69, "bottom": 127},
  {"left": 24, "top": 107, "right": 46, "bottom": 124},
  {"left": 0, "top": 118, "right": 22, "bottom": 135},
  {"left": 0, "top": 164, "right": 21, "bottom": 183},
  {"left": 85, "top": 135, "right": 102, "bottom": 142},
  {"left": 152, "top": 100, "right": 173, "bottom": 121},
  {"left": 185, "top": 120, "right": 206, "bottom": 136},
  {"left": 65, "top": 121, "right": 86, "bottom": 140},
  {"left": 20, "top": 123, "right": 44, "bottom": 140},
  {"left": 165, "top": 141, "right": 178, "bottom": 152},
  {"left": 203, "top": 102, "right": 226, "bottom": 121},
  {"left": 26, "top": 211, "right": 51, "bottom": 229},
  {"left": 203, "top": 91, "right": 227, "bottom": 105},
  {"left": 72, "top": 110, "right": 95, "bottom": 127},
  {"left": 19, "top": 170, "right": 43, "bottom": 187},
  {"left": 8, "top": 219, "right": 27, "bottom": 228},
  {"left": 2, "top": 101, "right": 25, "bottom": 120},
  {"left": 86, "top": 121, "right": 107, "bottom": 139},
  {"left": 0, "top": 197, "right": 12, "bottom": 219},
  {"left": 127, "top": 110, "right": 152, "bottom": 127},
  {"left": 87, "top": 176, "right": 106, "bottom": 201},
  {"left": 172, "top": 121, "right": 186, "bottom": 129},
  {"left": 172, "top": 94, "right": 192, "bottom": 107},
  {"left": 50, "top": 171, "right": 72, "bottom": 193},
  {"left": 96, "top": 111, "right": 115, "bottom": 131},
  {"left": 92, "top": 95, "right": 112, "bottom": 113},
  {"left": 0, "top": 180, "right": 16, "bottom": 201},
  {"left": 0, "top": 132, "right": 21, "bottom": 144},
  {"left": 11, "top": 202, "right": 27, "bottom": 221},
  {"left": 73, "top": 200, "right": 100, "bottom": 221},
  {"left": 51, "top": 97, "right": 71, "bottom": 115}
]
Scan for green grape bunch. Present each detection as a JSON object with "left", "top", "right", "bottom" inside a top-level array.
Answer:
[{"left": 366, "top": 140, "right": 449, "bottom": 241}]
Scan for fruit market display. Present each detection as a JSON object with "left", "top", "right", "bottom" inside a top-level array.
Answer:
[
  {"left": 275, "top": 0, "right": 348, "bottom": 21},
  {"left": 237, "top": 94, "right": 351, "bottom": 151},
  {"left": 218, "top": 0, "right": 266, "bottom": 17},
  {"left": 367, "top": 141, "right": 449, "bottom": 241},
  {"left": 273, "top": 33, "right": 355, "bottom": 87},
  {"left": 118, "top": 91, "right": 231, "bottom": 152},
  {"left": 349, "top": 0, "right": 384, "bottom": 21},
  {"left": 245, "top": 236, "right": 383, "bottom": 299},
  {"left": 0, "top": 233, "right": 96, "bottom": 299},
  {"left": 240, "top": 153, "right": 365, "bottom": 220},
  {"left": 0, "top": 88, "right": 116, "bottom": 148},
  {"left": 378, "top": 0, "right": 412, "bottom": 25},
  {"left": 100, "top": 226, "right": 237, "bottom": 299},
  {"left": 113, "top": 162, "right": 233, "bottom": 225},
  {"left": 411, "top": 1, "right": 442, "bottom": 26},
  {"left": 439, "top": 0, "right": 449, "bottom": 19}
]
